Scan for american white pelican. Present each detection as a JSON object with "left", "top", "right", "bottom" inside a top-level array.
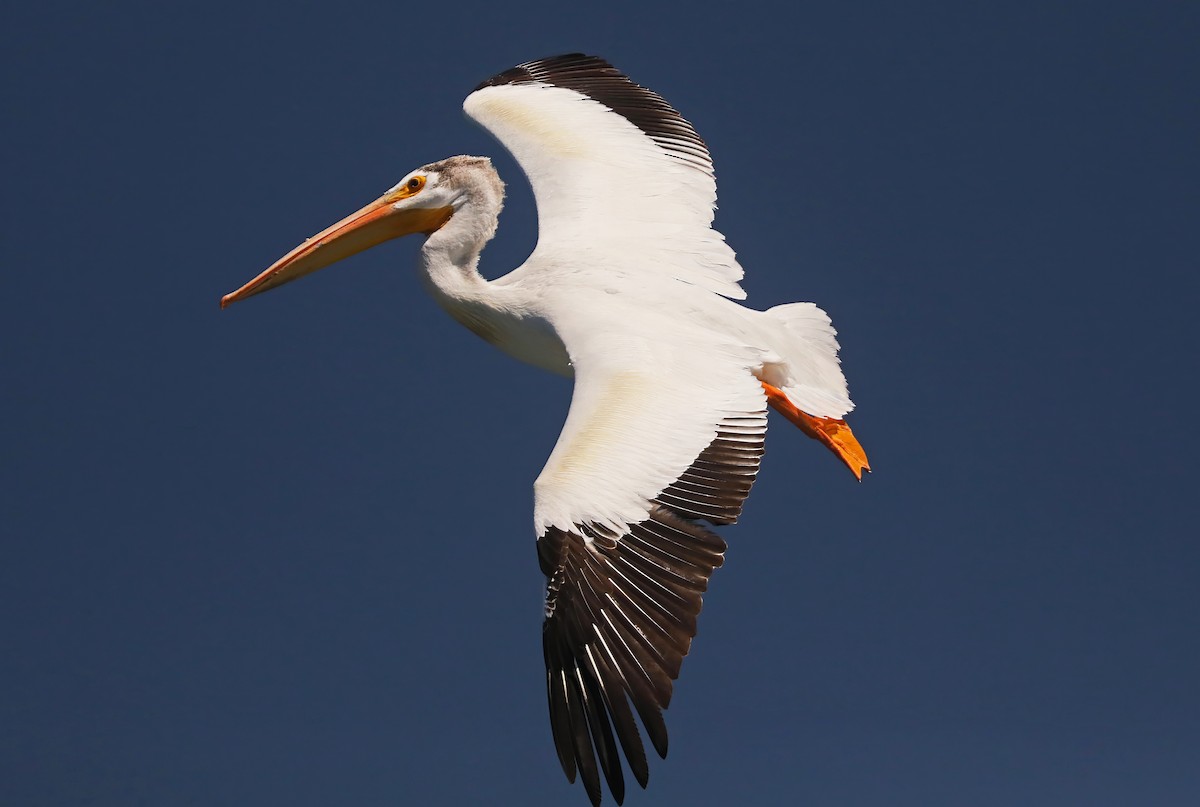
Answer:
[{"left": 222, "top": 53, "right": 869, "bottom": 805}]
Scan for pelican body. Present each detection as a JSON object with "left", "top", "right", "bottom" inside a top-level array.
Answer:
[{"left": 223, "top": 54, "right": 868, "bottom": 806}]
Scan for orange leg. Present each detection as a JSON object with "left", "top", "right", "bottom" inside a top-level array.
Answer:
[{"left": 761, "top": 382, "right": 871, "bottom": 481}]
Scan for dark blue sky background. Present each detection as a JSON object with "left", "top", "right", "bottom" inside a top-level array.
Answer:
[{"left": 4, "top": 2, "right": 1197, "bottom": 805}]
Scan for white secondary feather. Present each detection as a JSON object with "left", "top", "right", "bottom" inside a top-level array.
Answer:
[{"left": 464, "top": 83, "right": 747, "bottom": 301}]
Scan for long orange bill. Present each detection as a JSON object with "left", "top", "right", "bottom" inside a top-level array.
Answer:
[
  {"left": 221, "top": 195, "right": 453, "bottom": 308},
  {"left": 762, "top": 382, "right": 871, "bottom": 480}
]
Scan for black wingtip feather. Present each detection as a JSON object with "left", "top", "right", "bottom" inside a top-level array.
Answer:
[
  {"left": 544, "top": 636, "right": 578, "bottom": 782},
  {"left": 566, "top": 664, "right": 602, "bottom": 805}
]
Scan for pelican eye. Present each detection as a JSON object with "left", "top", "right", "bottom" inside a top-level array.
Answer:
[{"left": 406, "top": 175, "right": 426, "bottom": 192}]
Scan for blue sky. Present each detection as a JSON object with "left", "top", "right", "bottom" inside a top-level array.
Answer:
[{"left": 4, "top": 2, "right": 1197, "bottom": 805}]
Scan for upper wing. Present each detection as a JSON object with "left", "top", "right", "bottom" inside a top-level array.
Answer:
[
  {"left": 464, "top": 53, "right": 746, "bottom": 301},
  {"left": 532, "top": 322, "right": 767, "bottom": 805}
]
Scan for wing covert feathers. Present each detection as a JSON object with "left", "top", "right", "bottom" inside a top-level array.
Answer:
[{"left": 538, "top": 417, "right": 764, "bottom": 805}]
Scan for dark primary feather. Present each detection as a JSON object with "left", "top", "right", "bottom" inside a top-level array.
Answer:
[{"left": 537, "top": 415, "right": 765, "bottom": 805}]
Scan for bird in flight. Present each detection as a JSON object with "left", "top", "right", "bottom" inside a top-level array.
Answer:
[{"left": 222, "top": 53, "right": 869, "bottom": 806}]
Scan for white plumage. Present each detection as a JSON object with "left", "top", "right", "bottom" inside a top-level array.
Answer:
[{"left": 222, "top": 54, "right": 868, "bottom": 807}]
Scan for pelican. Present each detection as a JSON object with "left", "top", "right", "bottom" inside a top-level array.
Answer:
[{"left": 222, "top": 54, "right": 869, "bottom": 805}]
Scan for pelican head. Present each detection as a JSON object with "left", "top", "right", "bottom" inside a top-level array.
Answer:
[{"left": 220, "top": 155, "right": 502, "bottom": 308}]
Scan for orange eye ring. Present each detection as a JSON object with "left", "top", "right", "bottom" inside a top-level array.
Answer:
[{"left": 406, "top": 175, "right": 426, "bottom": 192}]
